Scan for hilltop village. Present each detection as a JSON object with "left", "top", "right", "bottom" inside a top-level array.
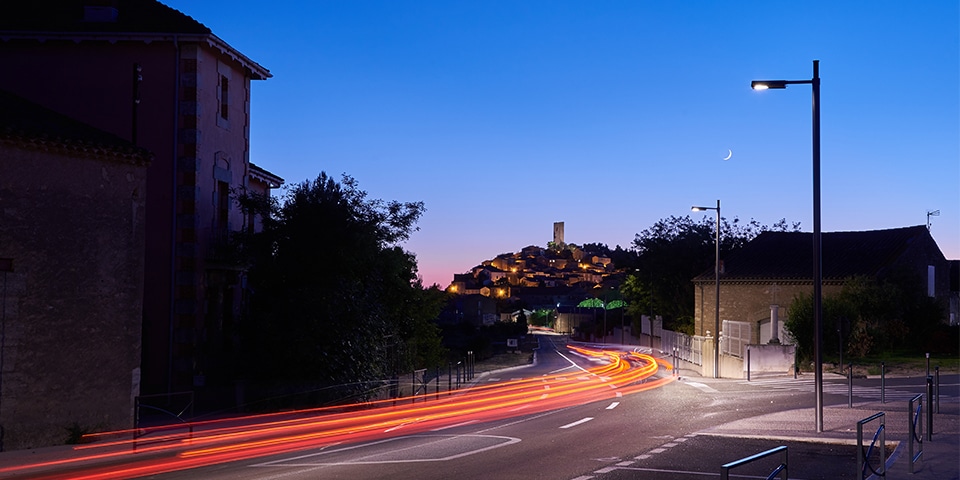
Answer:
[{"left": 443, "top": 223, "right": 630, "bottom": 326}]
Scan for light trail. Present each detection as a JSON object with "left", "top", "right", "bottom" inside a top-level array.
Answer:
[{"left": 0, "top": 344, "right": 675, "bottom": 479}]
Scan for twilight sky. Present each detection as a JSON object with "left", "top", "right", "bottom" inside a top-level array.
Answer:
[{"left": 166, "top": 0, "right": 959, "bottom": 288}]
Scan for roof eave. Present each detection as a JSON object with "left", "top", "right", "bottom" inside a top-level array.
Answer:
[{"left": 0, "top": 31, "right": 271, "bottom": 80}]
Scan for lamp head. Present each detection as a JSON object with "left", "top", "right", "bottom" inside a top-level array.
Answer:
[
  {"left": 691, "top": 206, "right": 710, "bottom": 212},
  {"left": 751, "top": 80, "right": 788, "bottom": 90}
]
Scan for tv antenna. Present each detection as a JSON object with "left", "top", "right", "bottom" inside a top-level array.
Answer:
[{"left": 926, "top": 210, "right": 940, "bottom": 230}]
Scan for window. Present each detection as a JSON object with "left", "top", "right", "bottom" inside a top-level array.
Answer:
[{"left": 219, "top": 75, "right": 229, "bottom": 121}]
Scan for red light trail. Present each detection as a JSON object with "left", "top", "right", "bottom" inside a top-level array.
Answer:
[{"left": 0, "top": 345, "right": 675, "bottom": 479}]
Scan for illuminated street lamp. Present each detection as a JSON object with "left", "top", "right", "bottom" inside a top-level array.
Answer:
[
  {"left": 752, "top": 60, "right": 823, "bottom": 432},
  {"left": 692, "top": 200, "right": 720, "bottom": 379}
]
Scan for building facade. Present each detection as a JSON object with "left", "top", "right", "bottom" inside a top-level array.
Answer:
[
  {"left": 0, "top": 90, "right": 152, "bottom": 449},
  {"left": 0, "top": 1, "right": 281, "bottom": 408}
]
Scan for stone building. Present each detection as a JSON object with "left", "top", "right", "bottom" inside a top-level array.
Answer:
[
  {"left": 0, "top": 0, "right": 282, "bottom": 408},
  {"left": 0, "top": 90, "right": 151, "bottom": 449},
  {"left": 692, "top": 225, "right": 954, "bottom": 345}
]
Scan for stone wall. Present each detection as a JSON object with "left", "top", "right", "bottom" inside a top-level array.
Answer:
[
  {"left": 0, "top": 144, "right": 146, "bottom": 450},
  {"left": 694, "top": 282, "right": 844, "bottom": 343}
]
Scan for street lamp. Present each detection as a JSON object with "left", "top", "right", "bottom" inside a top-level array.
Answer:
[
  {"left": 752, "top": 60, "right": 823, "bottom": 433},
  {"left": 692, "top": 200, "right": 720, "bottom": 379}
]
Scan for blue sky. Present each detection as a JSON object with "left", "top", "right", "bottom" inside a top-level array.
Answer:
[{"left": 166, "top": 1, "right": 959, "bottom": 287}]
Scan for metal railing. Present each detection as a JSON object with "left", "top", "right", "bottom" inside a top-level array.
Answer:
[
  {"left": 857, "top": 412, "right": 885, "bottom": 479},
  {"left": 721, "top": 445, "right": 788, "bottom": 480},
  {"left": 908, "top": 393, "right": 923, "bottom": 474},
  {"left": 133, "top": 391, "right": 195, "bottom": 452},
  {"left": 660, "top": 329, "right": 703, "bottom": 366}
]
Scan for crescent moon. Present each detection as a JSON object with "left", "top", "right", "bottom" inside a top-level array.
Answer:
[{"left": 723, "top": 149, "right": 732, "bottom": 161}]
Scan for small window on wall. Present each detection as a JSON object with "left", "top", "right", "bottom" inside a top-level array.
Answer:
[{"left": 219, "top": 75, "right": 229, "bottom": 121}]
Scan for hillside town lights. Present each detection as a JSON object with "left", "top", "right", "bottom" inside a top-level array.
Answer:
[
  {"left": 692, "top": 200, "right": 720, "bottom": 379},
  {"left": 752, "top": 60, "right": 823, "bottom": 433}
]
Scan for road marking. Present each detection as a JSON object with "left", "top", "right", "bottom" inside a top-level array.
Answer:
[
  {"left": 430, "top": 420, "right": 477, "bottom": 431},
  {"left": 509, "top": 404, "right": 531, "bottom": 412},
  {"left": 560, "top": 417, "right": 594, "bottom": 429},
  {"left": 253, "top": 434, "right": 522, "bottom": 466},
  {"left": 540, "top": 393, "right": 549, "bottom": 399},
  {"left": 570, "top": 477, "right": 595, "bottom": 480},
  {"left": 613, "top": 466, "right": 721, "bottom": 475},
  {"left": 606, "top": 402, "right": 620, "bottom": 410},
  {"left": 649, "top": 447, "right": 666, "bottom": 454},
  {"left": 634, "top": 454, "right": 651, "bottom": 460},
  {"left": 662, "top": 442, "right": 678, "bottom": 448},
  {"left": 384, "top": 422, "right": 411, "bottom": 433},
  {"left": 684, "top": 381, "right": 718, "bottom": 393},
  {"left": 616, "top": 461, "right": 634, "bottom": 466}
]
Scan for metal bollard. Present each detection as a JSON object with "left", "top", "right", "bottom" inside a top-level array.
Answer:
[
  {"left": 935, "top": 366, "right": 940, "bottom": 414},
  {"left": 926, "top": 376, "right": 933, "bottom": 441},
  {"left": 880, "top": 362, "right": 885, "bottom": 404},
  {"left": 925, "top": 352, "right": 930, "bottom": 377},
  {"left": 848, "top": 363, "right": 853, "bottom": 408}
]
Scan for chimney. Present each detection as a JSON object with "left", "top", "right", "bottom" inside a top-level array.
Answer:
[{"left": 83, "top": 1, "right": 119, "bottom": 22}]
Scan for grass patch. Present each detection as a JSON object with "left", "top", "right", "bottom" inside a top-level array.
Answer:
[{"left": 821, "top": 350, "right": 958, "bottom": 376}]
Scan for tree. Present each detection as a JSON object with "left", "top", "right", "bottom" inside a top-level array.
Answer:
[
  {"left": 234, "top": 173, "right": 445, "bottom": 405},
  {"left": 786, "top": 270, "right": 946, "bottom": 364},
  {"left": 624, "top": 215, "right": 799, "bottom": 334}
]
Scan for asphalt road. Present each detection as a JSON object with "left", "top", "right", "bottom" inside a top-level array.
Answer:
[
  {"left": 7, "top": 335, "right": 954, "bottom": 479},
  {"left": 141, "top": 335, "right": 915, "bottom": 480}
]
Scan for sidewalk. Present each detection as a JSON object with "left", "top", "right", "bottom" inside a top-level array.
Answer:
[{"left": 700, "top": 398, "right": 960, "bottom": 479}]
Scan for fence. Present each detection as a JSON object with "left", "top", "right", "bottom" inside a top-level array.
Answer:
[
  {"left": 660, "top": 329, "right": 703, "bottom": 366},
  {"left": 721, "top": 320, "right": 751, "bottom": 358}
]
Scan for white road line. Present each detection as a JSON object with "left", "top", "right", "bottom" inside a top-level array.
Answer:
[
  {"left": 540, "top": 393, "right": 549, "bottom": 399},
  {"left": 509, "top": 404, "right": 532, "bottom": 412},
  {"left": 430, "top": 420, "right": 477, "bottom": 431},
  {"left": 554, "top": 350, "right": 594, "bottom": 374},
  {"left": 606, "top": 402, "right": 620, "bottom": 410},
  {"left": 683, "top": 381, "right": 718, "bottom": 393},
  {"left": 560, "top": 417, "right": 594, "bottom": 429}
]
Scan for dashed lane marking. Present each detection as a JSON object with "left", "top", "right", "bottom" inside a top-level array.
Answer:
[{"left": 559, "top": 417, "right": 594, "bottom": 429}]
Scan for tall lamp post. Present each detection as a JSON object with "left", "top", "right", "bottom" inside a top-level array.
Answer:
[
  {"left": 692, "top": 200, "right": 720, "bottom": 379},
  {"left": 752, "top": 60, "right": 822, "bottom": 432}
]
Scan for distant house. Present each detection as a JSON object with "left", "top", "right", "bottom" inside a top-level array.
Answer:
[
  {"left": 0, "top": 0, "right": 283, "bottom": 410},
  {"left": 0, "top": 90, "right": 152, "bottom": 449},
  {"left": 692, "top": 225, "right": 954, "bottom": 344}
]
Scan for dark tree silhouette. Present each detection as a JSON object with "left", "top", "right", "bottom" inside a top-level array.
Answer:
[{"left": 234, "top": 173, "right": 445, "bottom": 405}]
